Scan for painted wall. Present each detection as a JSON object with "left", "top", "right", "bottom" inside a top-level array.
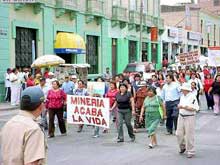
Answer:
[{"left": 0, "top": 3, "right": 9, "bottom": 101}]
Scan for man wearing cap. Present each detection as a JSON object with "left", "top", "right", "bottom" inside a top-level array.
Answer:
[
  {"left": 1, "top": 86, "right": 47, "bottom": 165},
  {"left": 176, "top": 83, "right": 199, "bottom": 158}
]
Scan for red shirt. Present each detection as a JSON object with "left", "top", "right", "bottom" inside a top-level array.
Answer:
[
  {"left": 203, "top": 69, "right": 210, "bottom": 76},
  {"left": 44, "top": 71, "right": 49, "bottom": 79},
  {"left": 204, "top": 78, "right": 214, "bottom": 93},
  {"left": 26, "top": 78, "right": 35, "bottom": 87},
  {"left": 105, "top": 89, "right": 118, "bottom": 108},
  {"left": 46, "top": 89, "right": 66, "bottom": 109}
]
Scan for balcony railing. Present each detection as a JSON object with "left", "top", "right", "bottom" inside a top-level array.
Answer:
[
  {"left": 129, "top": 10, "right": 140, "bottom": 25},
  {"left": 56, "top": 0, "right": 78, "bottom": 10},
  {"left": 152, "top": 17, "right": 164, "bottom": 28},
  {"left": 36, "top": 0, "right": 56, "bottom": 6},
  {"left": 86, "top": 0, "right": 104, "bottom": 16},
  {"left": 158, "top": 18, "right": 164, "bottom": 28},
  {"left": 112, "top": 6, "right": 128, "bottom": 22},
  {"left": 143, "top": 14, "right": 153, "bottom": 26}
]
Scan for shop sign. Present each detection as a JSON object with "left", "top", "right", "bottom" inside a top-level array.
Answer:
[
  {"left": 0, "top": 28, "right": 8, "bottom": 36},
  {"left": 168, "top": 28, "right": 178, "bottom": 38},
  {"left": 187, "top": 32, "right": 201, "bottom": 41}
]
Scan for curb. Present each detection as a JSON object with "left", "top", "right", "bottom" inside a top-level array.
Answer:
[{"left": 0, "top": 106, "right": 18, "bottom": 111}]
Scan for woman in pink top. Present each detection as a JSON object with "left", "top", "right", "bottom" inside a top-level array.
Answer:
[
  {"left": 105, "top": 81, "right": 118, "bottom": 132},
  {"left": 46, "top": 80, "right": 67, "bottom": 138}
]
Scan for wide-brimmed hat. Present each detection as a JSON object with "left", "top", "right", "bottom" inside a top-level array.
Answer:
[
  {"left": 71, "top": 75, "right": 77, "bottom": 79},
  {"left": 48, "top": 72, "right": 54, "bottom": 76},
  {"left": 138, "top": 81, "right": 147, "bottom": 87},
  {"left": 180, "top": 83, "right": 192, "bottom": 92}
]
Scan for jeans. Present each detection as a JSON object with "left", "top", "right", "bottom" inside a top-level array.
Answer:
[
  {"left": 165, "top": 100, "right": 180, "bottom": 133},
  {"left": 118, "top": 109, "right": 135, "bottom": 140},
  {"left": 40, "top": 108, "right": 48, "bottom": 130},
  {"left": 205, "top": 92, "right": 214, "bottom": 109},
  {"left": 48, "top": 108, "right": 66, "bottom": 136}
]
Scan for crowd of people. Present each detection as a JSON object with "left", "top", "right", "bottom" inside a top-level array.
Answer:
[{"left": 2, "top": 64, "right": 220, "bottom": 163}]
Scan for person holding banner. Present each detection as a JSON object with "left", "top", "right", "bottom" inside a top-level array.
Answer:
[
  {"left": 112, "top": 83, "right": 135, "bottom": 143},
  {"left": 104, "top": 81, "right": 118, "bottom": 133},
  {"left": 72, "top": 80, "right": 89, "bottom": 132}
]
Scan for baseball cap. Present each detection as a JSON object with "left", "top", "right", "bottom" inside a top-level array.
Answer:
[{"left": 20, "top": 86, "right": 45, "bottom": 111}]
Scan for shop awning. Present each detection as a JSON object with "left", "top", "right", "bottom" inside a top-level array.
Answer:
[{"left": 54, "top": 32, "right": 86, "bottom": 54}]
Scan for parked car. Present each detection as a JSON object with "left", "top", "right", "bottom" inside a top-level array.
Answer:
[{"left": 124, "top": 62, "right": 155, "bottom": 81}]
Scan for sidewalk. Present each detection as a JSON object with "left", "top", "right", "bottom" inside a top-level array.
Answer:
[{"left": 0, "top": 102, "right": 18, "bottom": 111}]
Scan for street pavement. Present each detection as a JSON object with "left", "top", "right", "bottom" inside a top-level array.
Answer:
[{"left": 0, "top": 95, "right": 220, "bottom": 165}]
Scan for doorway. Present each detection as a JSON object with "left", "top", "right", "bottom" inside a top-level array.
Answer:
[
  {"left": 112, "top": 38, "right": 117, "bottom": 76},
  {"left": 15, "top": 27, "right": 37, "bottom": 67}
]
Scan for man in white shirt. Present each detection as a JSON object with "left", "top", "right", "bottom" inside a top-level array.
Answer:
[
  {"left": 176, "top": 83, "right": 199, "bottom": 159},
  {"left": 161, "top": 74, "right": 181, "bottom": 135},
  {"left": 9, "top": 68, "right": 21, "bottom": 106},
  {"left": 4, "top": 68, "right": 11, "bottom": 102},
  {"left": 46, "top": 72, "right": 56, "bottom": 89},
  {"left": 38, "top": 78, "right": 49, "bottom": 130}
]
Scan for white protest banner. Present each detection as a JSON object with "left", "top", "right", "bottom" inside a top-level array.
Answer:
[
  {"left": 179, "top": 50, "right": 200, "bottom": 65},
  {"left": 208, "top": 47, "right": 220, "bottom": 66},
  {"left": 87, "top": 81, "right": 105, "bottom": 96},
  {"left": 67, "top": 95, "right": 110, "bottom": 128}
]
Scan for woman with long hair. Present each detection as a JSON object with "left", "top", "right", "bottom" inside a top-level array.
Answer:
[
  {"left": 203, "top": 74, "right": 214, "bottom": 110},
  {"left": 208, "top": 75, "right": 220, "bottom": 115},
  {"left": 112, "top": 83, "right": 136, "bottom": 142}
]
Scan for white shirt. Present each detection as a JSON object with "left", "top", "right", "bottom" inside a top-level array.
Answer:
[
  {"left": 46, "top": 78, "right": 56, "bottom": 89},
  {"left": 4, "top": 72, "right": 11, "bottom": 88},
  {"left": 188, "top": 78, "right": 203, "bottom": 90},
  {"left": 38, "top": 84, "right": 49, "bottom": 99},
  {"left": 179, "top": 92, "right": 199, "bottom": 115},
  {"left": 156, "top": 87, "right": 163, "bottom": 98},
  {"left": 9, "top": 73, "right": 20, "bottom": 86},
  {"left": 161, "top": 82, "right": 181, "bottom": 102}
]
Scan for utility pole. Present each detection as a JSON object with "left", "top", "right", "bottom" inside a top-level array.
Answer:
[{"left": 139, "top": 0, "right": 144, "bottom": 62}]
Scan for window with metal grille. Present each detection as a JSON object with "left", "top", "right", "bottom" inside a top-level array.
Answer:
[
  {"left": 214, "top": 0, "right": 220, "bottom": 6},
  {"left": 129, "top": 41, "right": 137, "bottom": 63},
  {"left": 86, "top": 35, "right": 99, "bottom": 74}
]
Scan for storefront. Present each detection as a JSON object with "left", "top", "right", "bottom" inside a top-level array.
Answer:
[{"left": 54, "top": 32, "right": 86, "bottom": 64}]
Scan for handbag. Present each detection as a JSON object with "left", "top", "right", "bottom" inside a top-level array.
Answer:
[{"left": 156, "top": 96, "right": 163, "bottom": 119}]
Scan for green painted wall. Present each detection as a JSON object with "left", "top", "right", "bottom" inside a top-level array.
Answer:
[
  {"left": 101, "top": 19, "right": 112, "bottom": 73},
  {"left": 147, "top": 42, "right": 152, "bottom": 62},
  {"left": 43, "top": 7, "right": 54, "bottom": 54},
  {"left": 117, "top": 38, "right": 129, "bottom": 73},
  {"left": 156, "top": 42, "right": 162, "bottom": 69},
  {"left": 0, "top": 3, "right": 9, "bottom": 101},
  {"left": 76, "top": 13, "right": 86, "bottom": 63}
]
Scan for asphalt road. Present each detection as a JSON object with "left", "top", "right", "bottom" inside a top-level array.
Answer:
[{"left": 0, "top": 95, "right": 220, "bottom": 165}]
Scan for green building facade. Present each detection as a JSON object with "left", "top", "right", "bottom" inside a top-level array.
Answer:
[{"left": 0, "top": 0, "right": 164, "bottom": 101}]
